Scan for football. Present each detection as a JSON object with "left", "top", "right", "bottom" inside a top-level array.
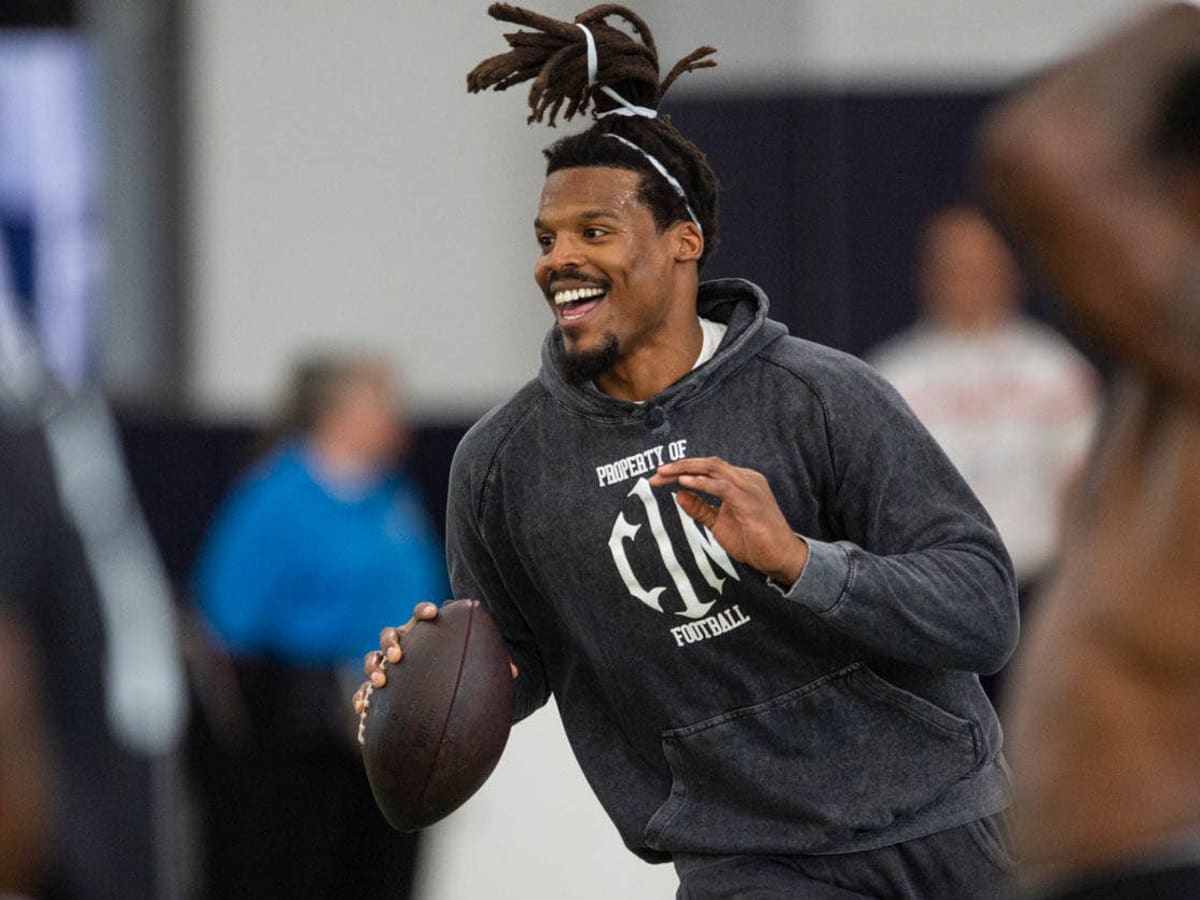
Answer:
[{"left": 358, "top": 599, "right": 513, "bottom": 832}]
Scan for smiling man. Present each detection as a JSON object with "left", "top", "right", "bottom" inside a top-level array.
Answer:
[
  {"left": 535, "top": 165, "right": 706, "bottom": 398},
  {"left": 356, "top": 5, "right": 1019, "bottom": 897}
]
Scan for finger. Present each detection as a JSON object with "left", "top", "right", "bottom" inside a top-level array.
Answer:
[
  {"left": 364, "top": 648, "right": 385, "bottom": 677},
  {"left": 647, "top": 469, "right": 678, "bottom": 487},
  {"left": 367, "top": 650, "right": 388, "bottom": 688},
  {"left": 352, "top": 683, "right": 366, "bottom": 715},
  {"left": 380, "top": 624, "right": 401, "bottom": 648},
  {"left": 676, "top": 490, "right": 719, "bottom": 526},
  {"left": 509, "top": 660, "right": 519, "bottom": 680},
  {"left": 675, "top": 473, "right": 734, "bottom": 499},
  {"left": 399, "top": 602, "right": 438, "bottom": 636},
  {"left": 654, "top": 463, "right": 739, "bottom": 492},
  {"left": 655, "top": 456, "right": 734, "bottom": 478},
  {"left": 374, "top": 626, "right": 400, "bottom": 663}
]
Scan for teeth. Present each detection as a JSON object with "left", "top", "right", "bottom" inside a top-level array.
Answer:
[{"left": 553, "top": 286, "right": 606, "bottom": 305}]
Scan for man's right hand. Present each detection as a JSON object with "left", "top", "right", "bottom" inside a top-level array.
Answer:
[
  {"left": 352, "top": 601, "right": 440, "bottom": 716},
  {"left": 351, "top": 601, "right": 519, "bottom": 717}
]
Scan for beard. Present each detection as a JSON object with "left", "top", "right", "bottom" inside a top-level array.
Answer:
[{"left": 557, "top": 332, "right": 620, "bottom": 385}]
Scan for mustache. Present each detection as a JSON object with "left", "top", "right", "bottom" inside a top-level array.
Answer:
[{"left": 545, "top": 270, "right": 610, "bottom": 299}]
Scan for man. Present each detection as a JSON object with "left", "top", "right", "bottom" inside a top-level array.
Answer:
[
  {"left": 358, "top": 6, "right": 1018, "bottom": 897},
  {"left": 869, "top": 204, "right": 1097, "bottom": 592},
  {"left": 977, "top": 3, "right": 1200, "bottom": 897}
]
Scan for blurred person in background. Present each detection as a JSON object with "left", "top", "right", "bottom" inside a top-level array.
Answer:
[
  {"left": 191, "top": 353, "right": 446, "bottom": 900},
  {"left": 978, "top": 2, "right": 1200, "bottom": 897},
  {"left": 868, "top": 205, "right": 1099, "bottom": 701},
  {"left": 0, "top": 244, "right": 188, "bottom": 899}
]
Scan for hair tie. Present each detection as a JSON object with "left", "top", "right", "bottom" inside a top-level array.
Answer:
[
  {"left": 575, "top": 23, "right": 658, "bottom": 120},
  {"left": 572, "top": 23, "right": 700, "bottom": 232}
]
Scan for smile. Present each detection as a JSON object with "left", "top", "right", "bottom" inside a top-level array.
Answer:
[
  {"left": 552, "top": 286, "right": 607, "bottom": 323},
  {"left": 553, "top": 286, "right": 607, "bottom": 306}
]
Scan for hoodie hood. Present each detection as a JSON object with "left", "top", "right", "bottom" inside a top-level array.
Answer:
[{"left": 538, "top": 277, "right": 787, "bottom": 422}]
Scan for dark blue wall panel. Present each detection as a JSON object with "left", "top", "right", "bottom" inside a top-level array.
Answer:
[{"left": 667, "top": 89, "right": 1000, "bottom": 357}]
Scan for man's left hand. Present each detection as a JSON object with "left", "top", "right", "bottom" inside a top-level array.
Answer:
[{"left": 650, "top": 456, "right": 808, "bottom": 586}]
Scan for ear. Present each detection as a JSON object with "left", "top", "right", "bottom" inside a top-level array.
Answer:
[{"left": 670, "top": 220, "right": 704, "bottom": 264}]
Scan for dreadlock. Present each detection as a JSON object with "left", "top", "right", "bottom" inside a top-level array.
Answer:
[{"left": 467, "top": 3, "right": 721, "bottom": 266}]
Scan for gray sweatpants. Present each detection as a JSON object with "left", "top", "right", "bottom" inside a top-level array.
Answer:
[{"left": 674, "top": 812, "right": 1013, "bottom": 899}]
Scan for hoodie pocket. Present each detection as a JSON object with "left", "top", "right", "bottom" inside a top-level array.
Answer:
[{"left": 644, "top": 662, "right": 982, "bottom": 854}]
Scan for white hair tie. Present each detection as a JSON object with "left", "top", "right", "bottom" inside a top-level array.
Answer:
[
  {"left": 573, "top": 23, "right": 702, "bottom": 233},
  {"left": 575, "top": 23, "right": 659, "bottom": 119}
]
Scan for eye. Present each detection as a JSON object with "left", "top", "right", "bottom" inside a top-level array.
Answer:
[
  {"left": 583, "top": 227, "right": 608, "bottom": 240},
  {"left": 536, "top": 233, "right": 554, "bottom": 252}
]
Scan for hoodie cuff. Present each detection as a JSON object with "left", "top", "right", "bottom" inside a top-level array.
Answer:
[{"left": 768, "top": 537, "right": 851, "bottom": 614}]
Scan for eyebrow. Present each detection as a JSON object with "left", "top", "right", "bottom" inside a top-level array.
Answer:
[{"left": 534, "top": 208, "right": 622, "bottom": 230}]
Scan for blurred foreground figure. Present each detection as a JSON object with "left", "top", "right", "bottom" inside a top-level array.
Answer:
[
  {"left": 870, "top": 205, "right": 1098, "bottom": 591},
  {"left": 980, "top": 3, "right": 1200, "bottom": 897},
  {"left": 0, "top": 262, "right": 187, "bottom": 897},
  {"left": 192, "top": 354, "right": 445, "bottom": 899}
]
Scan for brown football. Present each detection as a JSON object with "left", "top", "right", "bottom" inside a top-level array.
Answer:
[{"left": 359, "top": 599, "right": 513, "bottom": 832}]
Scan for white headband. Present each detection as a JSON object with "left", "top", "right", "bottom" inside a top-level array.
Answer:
[
  {"left": 603, "top": 133, "right": 703, "bottom": 233},
  {"left": 574, "top": 23, "right": 703, "bottom": 233}
]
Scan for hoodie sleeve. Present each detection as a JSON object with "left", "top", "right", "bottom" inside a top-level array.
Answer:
[
  {"left": 446, "top": 433, "right": 550, "bottom": 723},
  {"left": 779, "top": 355, "right": 1020, "bottom": 675}
]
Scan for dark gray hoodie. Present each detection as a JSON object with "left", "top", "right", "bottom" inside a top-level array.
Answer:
[{"left": 446, "top": 278, "right": 1017, "bottom": 862}]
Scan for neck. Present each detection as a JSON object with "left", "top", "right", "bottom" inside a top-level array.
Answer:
[
  {"left": 595, "top": 313, "right": 704, "bottom": 402},
  {"left": 307, "top": 433, "right": 378, "bottom": 482}
]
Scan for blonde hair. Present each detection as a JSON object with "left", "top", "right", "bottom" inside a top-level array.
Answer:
[{"left": 256, "top": 354, "right": 389, "bottom": 457}]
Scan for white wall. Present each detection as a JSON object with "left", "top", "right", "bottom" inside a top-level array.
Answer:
[
  {"left": 785, "top": 0, "right": 1149, "bottom": 86},
  {"left": 636, "top": 0, "right": 1151, "bottom": 91},
  {"left": 187, "top": 0, "right": 574, "bottom": 421}
]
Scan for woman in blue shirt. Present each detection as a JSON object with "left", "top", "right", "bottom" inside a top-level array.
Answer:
[
  {"left": 193, "top": 354, "right": 447, "bottom": 900},
  {"left": 196, "top": 357, "right": 447, "bottom": 663}
]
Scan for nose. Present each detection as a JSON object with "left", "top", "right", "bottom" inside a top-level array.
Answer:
[{"left": 543, "top": 233, "right": 585, "bottom": 271}]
